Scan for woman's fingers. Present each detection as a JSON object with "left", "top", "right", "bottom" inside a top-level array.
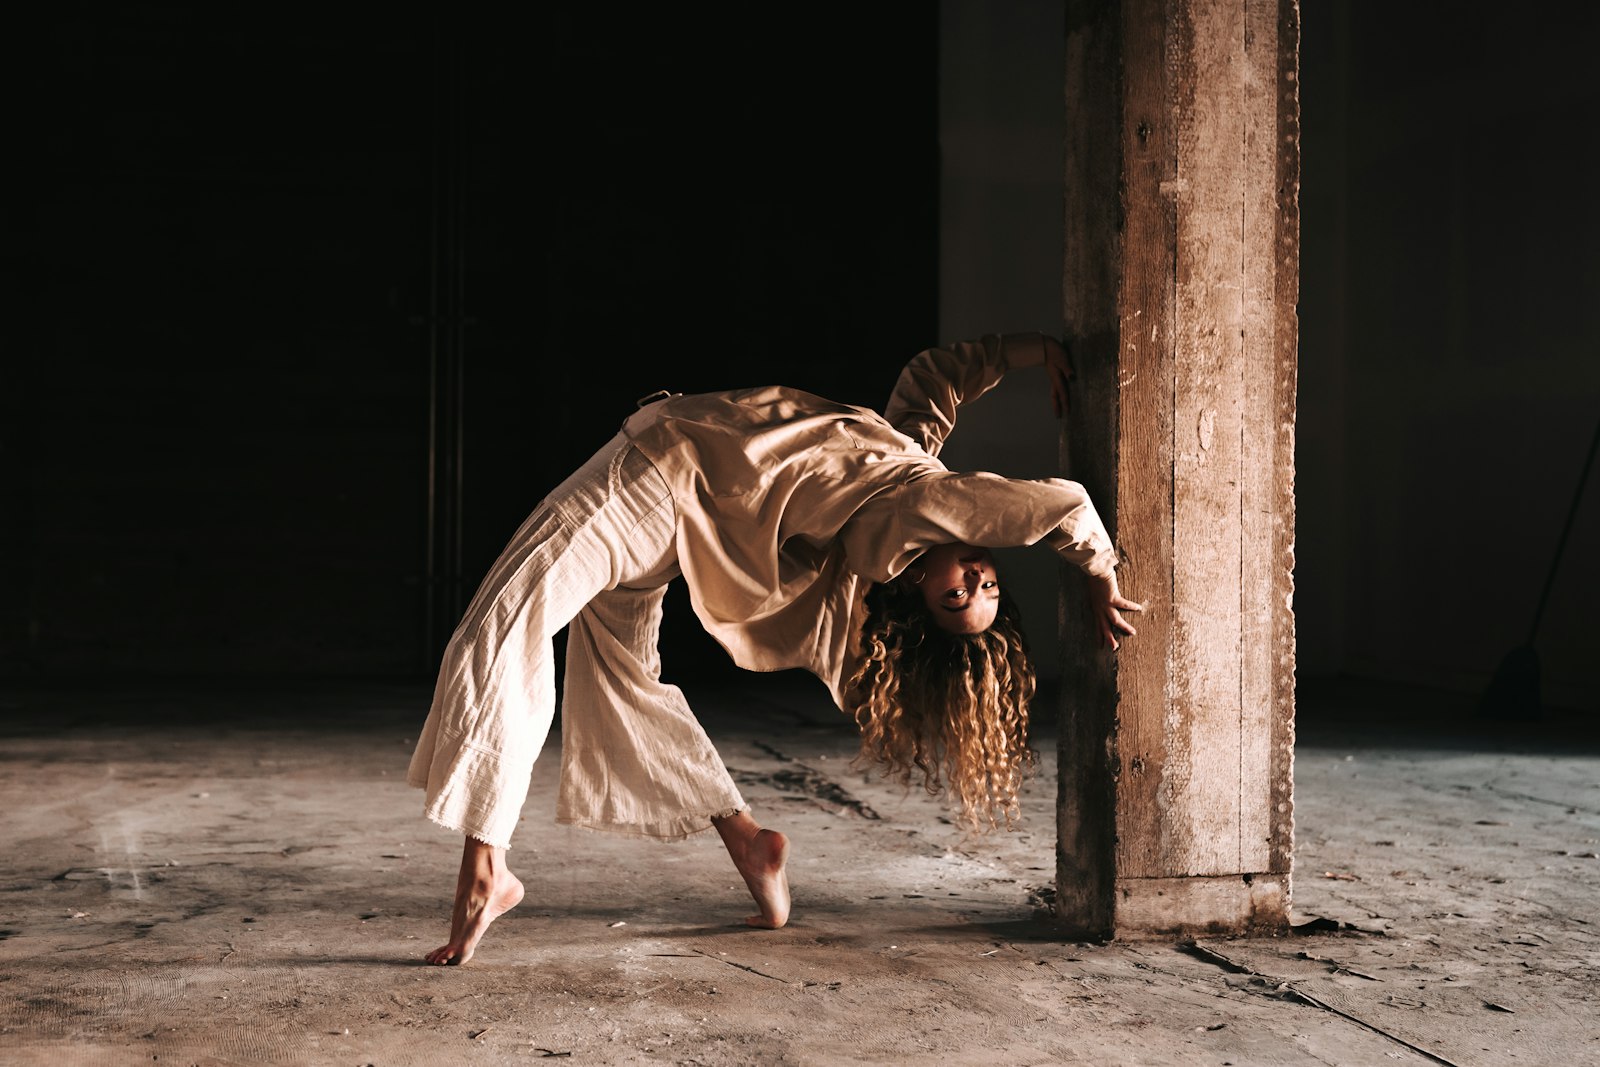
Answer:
[
  {"left": 1097, "top": 605, "right": 1140, "bottom": 650},
  {"left": 1049, "top": 337, "right": 1075, "bottom": 418},
  {"left": 1048, "top": 368, "right": 1070, "bottom": 418},
  {"left": 1090, "top": 574, "right": 1144, "bottom": 649}
]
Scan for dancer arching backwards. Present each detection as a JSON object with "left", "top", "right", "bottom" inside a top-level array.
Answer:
[{"left": 406, "top": 331, "right": 1142, "bottom": 965}]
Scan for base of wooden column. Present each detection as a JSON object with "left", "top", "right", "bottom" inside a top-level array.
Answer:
[{"left": 1112, "top": 874, "right": 1290, "bottom": 938}]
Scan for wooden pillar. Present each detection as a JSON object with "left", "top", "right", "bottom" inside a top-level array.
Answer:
[{"left": 1057, "top": 0, "right": 1299, "bottom": 938}]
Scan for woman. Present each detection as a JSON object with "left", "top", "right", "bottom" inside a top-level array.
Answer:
[{"left": 407, "top": 332, "right": 1141, "bottom": 964}]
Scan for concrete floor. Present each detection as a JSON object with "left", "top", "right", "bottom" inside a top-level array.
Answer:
[{"left": 1, "top": 674, "right": 1596, "bottom": 1067}]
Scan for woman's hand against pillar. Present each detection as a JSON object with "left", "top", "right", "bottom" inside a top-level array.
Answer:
[
  {"left": 1088, "top": 571, "right": 1143, "bottom": 650},
  {"left": 1042, "top": 334, "right": 1074, "bottom": 417},
  {"left": 998, "top": 331, "right": 1074, "bottom": 416}
]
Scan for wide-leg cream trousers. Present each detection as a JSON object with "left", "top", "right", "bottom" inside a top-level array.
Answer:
[{"left": 405, "top": 432, "right": 747, "bottom": 849}]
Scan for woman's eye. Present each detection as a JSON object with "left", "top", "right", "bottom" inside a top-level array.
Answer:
[
  {"left": 982, "top": 580, "right": 998, "bottom": 591},
  {"left": 947, "top": 589, "right": 966, "bottom": 600}
]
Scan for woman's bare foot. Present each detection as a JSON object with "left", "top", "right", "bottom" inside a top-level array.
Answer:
[
  {"left": 713, "top": 811, "right": 791, "bottom": 929},
  {"left": 426, "top": 837, "right": 525, "bottom": 965}
]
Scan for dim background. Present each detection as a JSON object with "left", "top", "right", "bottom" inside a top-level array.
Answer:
[{"left": 5, "top": 4, "right": 1597, "bottom": 721}]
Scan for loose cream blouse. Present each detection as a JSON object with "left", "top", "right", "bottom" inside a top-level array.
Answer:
[{"left": 620, "top": 334, "right": 1118, "bottom": 707}]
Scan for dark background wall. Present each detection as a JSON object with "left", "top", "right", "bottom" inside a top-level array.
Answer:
[
  {"left": 5, "top": 7, "right": 937, "bottom": 684},
  {"left": 6, "top": 4, "right": 1597, "bottom": 715},
  {"left": 1295, "top": 3, "right": 1599, "bottom": 713}
]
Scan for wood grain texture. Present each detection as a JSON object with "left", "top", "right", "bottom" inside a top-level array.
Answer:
[
  {"left": 1058, "top": 0, "right": 1127, "bottom": 937},
  {"left": 1060, "top": 0, "right": 1297, "bottom": 936},
  {"left": 1271, "top": 0, "right": 1301, "bottom": 882},
  {"left": 1115, "top": 874, "right": 1288, "bottom": 937},
  {"left": 1240, "top": 0, "right": 1280, "bottom": 876},
  {"left": 1169, "top": 0, "right": 1247, "bottom": 877},
  {"left": 1110, "top": 0, "right": 1179, "bottom": 884}
]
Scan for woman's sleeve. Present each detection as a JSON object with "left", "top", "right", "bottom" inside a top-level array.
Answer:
[
  {"left": 1038, "top": 506, "right": 1119, "bottom": 579},
  {"left": 882, "top": 335, "right": 1009, "bottom": 458},
  {"left": 842, "top": 471, "right": 1119, "bottom": 582}
]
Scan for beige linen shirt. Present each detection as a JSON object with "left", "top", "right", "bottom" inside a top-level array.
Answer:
[{"left": 620, "top": 334, "right": 1118, "bottom": 707}]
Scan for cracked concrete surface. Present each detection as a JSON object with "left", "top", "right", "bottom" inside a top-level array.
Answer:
[{"left": 1, "top": 675, "right": 1596, "bottom": 1066}]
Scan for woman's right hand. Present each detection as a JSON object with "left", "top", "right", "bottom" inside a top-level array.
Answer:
[{"left": 1087, "top": 570, "right": 1143, "bottom": 650}]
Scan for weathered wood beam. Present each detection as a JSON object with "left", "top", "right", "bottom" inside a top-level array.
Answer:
[{"left": 1057, "top": 0, "right": 1299, "bottom": 939}]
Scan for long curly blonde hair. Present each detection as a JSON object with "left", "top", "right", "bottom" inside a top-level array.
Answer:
[{"left": 842, "top": 577, "right": 1038, "bottom": 831}]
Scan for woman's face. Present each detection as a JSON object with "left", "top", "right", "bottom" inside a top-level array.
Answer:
[{"left": 911, "top": 542, "right": 1000, "bottom": 635}]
